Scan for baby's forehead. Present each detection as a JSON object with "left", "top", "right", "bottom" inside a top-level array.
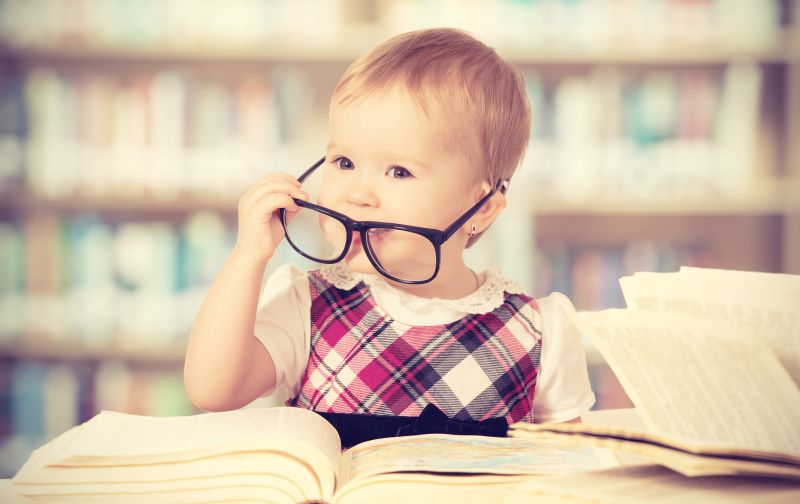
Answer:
[
  {"left": 331, "top": 81, "right": 433, "bottom": 114},
  {"left": 331, "top": 83, "right": 475, "bottom": 141}
]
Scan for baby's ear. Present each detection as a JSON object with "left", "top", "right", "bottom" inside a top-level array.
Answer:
[
  {"left": 479, "top": 190, "right": 507, "bottom": 223},
  {"left": 460, "top": 187, "right": 507, "bottom": 236}
]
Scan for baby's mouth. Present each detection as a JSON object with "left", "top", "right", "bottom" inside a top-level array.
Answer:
[{"left": 345, "top": 233, "right": 363, "bottom": 258}]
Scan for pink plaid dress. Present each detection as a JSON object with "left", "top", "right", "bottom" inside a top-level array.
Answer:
[{"left": 288, "top": 270, "right": 543, "bottom": 423}]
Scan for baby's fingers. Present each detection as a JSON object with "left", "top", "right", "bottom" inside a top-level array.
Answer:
[
  {"left": 245, "top": 192, "right": 302, "bottom": 219},
  {"left": 239, "top": 180, "right": 306, "bottom": 210},
  {"left": 248, "top": 172, "right": 302, "bottom": 193}
]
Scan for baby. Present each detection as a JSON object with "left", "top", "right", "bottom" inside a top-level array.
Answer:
[{"left": 185, "top": 28, "right": 595, "bottom": 434}]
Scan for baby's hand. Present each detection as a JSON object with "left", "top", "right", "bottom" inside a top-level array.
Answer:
[{"left": 233, "top": 173, "right": 308, "bottom": 264}]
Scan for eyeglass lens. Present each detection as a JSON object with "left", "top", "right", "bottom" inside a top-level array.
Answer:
[{"left": 283, "top": 205, "right": 437, "bottom": 282}]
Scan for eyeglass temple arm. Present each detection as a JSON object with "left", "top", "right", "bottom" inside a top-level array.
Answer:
[
  {"left": 298, "top": 157, "right": 326, "bottom": 183},
  {"left": 441, "top": 179, "right": 509, "bottom": 241}
]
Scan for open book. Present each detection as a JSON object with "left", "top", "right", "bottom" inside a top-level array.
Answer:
[
  {"left": 8, "top": 406, "right": 610, "bottom": 503},
  {"left": 506, "top": 464, "right": 800, "bottom": 503},
  {"left": 511, "top": 268, "right": 800, "bottom": 480}
]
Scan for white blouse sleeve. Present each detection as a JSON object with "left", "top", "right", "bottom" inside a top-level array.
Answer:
[
  {"left": 253, "top": 263, "right": 311, "bottom": 398},
  {"left": 532, "top": 292, "right": 596, "bottom": 423}
]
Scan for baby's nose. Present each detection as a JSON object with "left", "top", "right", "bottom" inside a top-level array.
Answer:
[{"left": 345, "top": 183, "right": 379, "bottom": 208}]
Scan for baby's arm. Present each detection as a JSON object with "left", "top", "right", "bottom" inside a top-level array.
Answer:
[
  {"left": 532, "top": 293, "right": 596, "bottom": 424},
  {"left": 184, "top": 173, "right": 307, "bottom": 412}
]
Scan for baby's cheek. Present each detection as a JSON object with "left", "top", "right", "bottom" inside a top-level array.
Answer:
[{"left": 321, "top": 217, "right": 347, "bottom": 248}]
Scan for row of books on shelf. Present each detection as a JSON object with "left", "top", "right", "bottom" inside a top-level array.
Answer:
[
  {"left": 0, "top": 0, "right": 346, "bottom": 51},
  {"left": 0, "top": 212, "right": 234, "bottom": 293},
  {"left": 0, "top": 0, "right": 783, "bottom": 52},
  {"left": 383, "top": 0, "right": 783, "bottom": 51},
  {"left": 0, "top": 67, "right": 316, "bottom": 200},
  {"left": 0, "top": 61, "right": 765, "bottom": 201},
  {"left": 0, "top": 211, "right": 237, "bottom": 348},
  {"left": 520, "top": 63, "right": 763, "bottom": 199}
]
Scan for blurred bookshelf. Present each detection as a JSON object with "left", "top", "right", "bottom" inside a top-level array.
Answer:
[{"left": 0, "top": 0, "right": 798, "bottom": 478}]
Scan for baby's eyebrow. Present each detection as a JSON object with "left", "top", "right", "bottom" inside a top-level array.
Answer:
[
  {"left": 326, "top": 143, "right": 346, "bottom": 153},
  {"left": 382, "top": 151, "right": 431, "bottom": 172}
]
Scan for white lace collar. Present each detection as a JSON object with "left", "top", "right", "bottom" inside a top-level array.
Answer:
[{"left": 319, "top": 262, "right": 525, "bottom": 314}]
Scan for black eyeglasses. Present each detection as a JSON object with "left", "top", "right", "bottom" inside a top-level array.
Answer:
[{"left": 279, "top": 157, "right": 507, "bottom": 284}]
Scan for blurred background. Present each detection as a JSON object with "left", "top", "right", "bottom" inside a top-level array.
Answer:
[{"left": 0, "top": 0, "right": 797, "bottom": 478}]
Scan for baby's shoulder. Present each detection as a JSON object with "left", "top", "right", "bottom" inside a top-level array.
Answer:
[
  {"left": 268, "top": 262, "right": 310, "bottom": 283},
  {"left": 531, "top": 292, "right": 583, "bottom": 345},
  {"left": 534, "top": 291, "right": 577, "bottom": 317},
  {"left": 262, "top": 263, "right": 313, "bottom": 298}
]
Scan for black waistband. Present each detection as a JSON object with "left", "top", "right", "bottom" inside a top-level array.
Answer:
[{"left": 315, "top": 403, "right": 508, "bottom": 448}]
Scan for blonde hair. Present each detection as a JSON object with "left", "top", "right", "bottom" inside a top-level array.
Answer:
[{"left": 332, "top": 29, "right": 531, "bottom": 246}]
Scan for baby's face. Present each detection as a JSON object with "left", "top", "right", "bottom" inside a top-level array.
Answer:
[{"left": 317, "top": 85, "right": 478, "bottom": 277}]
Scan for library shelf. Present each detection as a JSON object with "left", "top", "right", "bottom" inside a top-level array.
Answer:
[
  {"left": 2, "top": 38, "right": 797, "bottom": 65},
  {"left": 0, "top": 194, "right": 239, "bottom": 216},
  {"left": 0, "top": 339, "right": 185, "bottom": 367}
]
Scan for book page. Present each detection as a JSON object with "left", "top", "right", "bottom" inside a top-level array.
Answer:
[
  {"left": 619, "top": 270, "right": 800, "bottom": 385},
  {"left": 509, "top": 464, "right": 800, "bottom": 503},
  {"left": 338, "top": 433, "right": 610, "bottom": 488},
  {"left": 333, "top": 473, "right": 542, "bottom": 504},
  {"left": 12, "top": 423, "right": 84, "bottom": 482},
  {"left": 582, "top": 407, "right": 651, "bottom": 466},
  {"left": 577, "top": 309, "right": 800, "bottom": 456},
  {"left": 14, "top": 452, "right": 316, "bottom": 501},
  {"left": 8, "top": 484, "right": 299, "bottom": 504},
  {"left": 511, "top": 421, "right": 800, "bottom": 465},
  {"left": 13, "top": 472, "right": 303, "bottom": 502},
  {"left": 679, "top": 266, "right": 800, "bottom": 288},
  {"left": 54, "top": 407, "right": 339, "bottom": 463},
  {"left": 510, "top": 426, "right": 800, "bottom": 478},
  {"left": 43, "top": 407, "right": 339, "bottom": 499},
  {"left": 0, "top": 479, "right": 35, "bottom": 504}
]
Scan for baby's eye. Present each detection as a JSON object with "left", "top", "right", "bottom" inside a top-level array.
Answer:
[
  {"left": 387, "top": 166, "right": 412, "bottom": 179},
  {"left": 336, "top": 157, "right": 354, "bottom": 170}
]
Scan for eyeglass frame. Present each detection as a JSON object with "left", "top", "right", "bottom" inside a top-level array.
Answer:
[{"left": 279, "top": 156, "right": 508, "bottom": 284}]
